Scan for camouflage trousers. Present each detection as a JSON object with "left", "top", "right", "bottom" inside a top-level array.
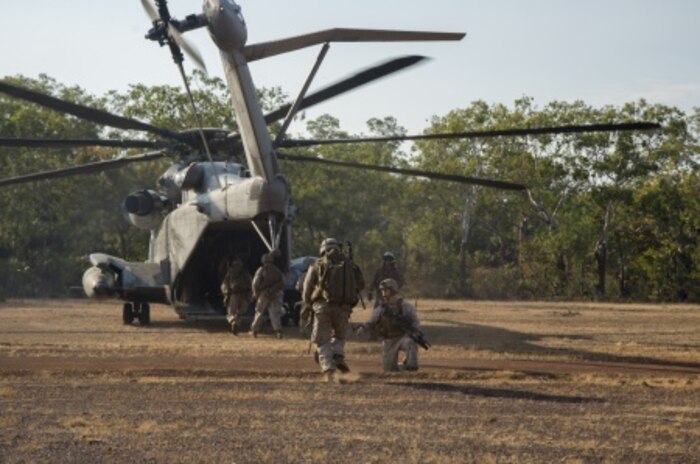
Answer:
[
  {"left": 251, "top": 292, "right": 283, "bottom": 332},
  {"left": 311, "top": 301, "right": 351, "bottom": 372},
  {"left": 226, "top": 293, "right": 251, "bottom": 326},
  {"left": 381, "top": 335, "right": 418, "bottom": 372}
]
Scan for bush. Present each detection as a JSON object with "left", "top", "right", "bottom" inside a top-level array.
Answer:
[{"left": 469, "top": 264, "right": 520, "bottom": 300}]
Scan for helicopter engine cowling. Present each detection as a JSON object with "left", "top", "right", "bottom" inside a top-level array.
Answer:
[
  {"left": 124, "top": 189, "right": 168, "bottom": 230},
  {"left": 198, "top": 176, "right": 288, "bottom": 221},
  {"left": 82, "top": 265, "right": 116, "bottom": 300}
]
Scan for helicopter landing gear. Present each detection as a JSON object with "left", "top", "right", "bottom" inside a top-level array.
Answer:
[
  {"left": 123, "top": 302, "right": 150, "bottom": 326},
  {"left": 138, "top": 303, "right": 151, "bottom": 326},
  {"left": 122, "top": 303, "right": 134, "bottom": 325}
]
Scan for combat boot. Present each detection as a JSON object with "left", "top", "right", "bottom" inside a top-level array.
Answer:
[
  {"left": 249, "top": 330, "right": 257, "bottom": 338},
  {"left": 323, "top": 369, "right": 335, "bottom": 383},
  {"left": 230, "top": 322, "right": 239, "bottom": 335},
  {"left": 275, "top": 331, "right": 283, "bottom": 339},
  {"left": 333, "top": 354, "right": 350, "bottom": 373}
]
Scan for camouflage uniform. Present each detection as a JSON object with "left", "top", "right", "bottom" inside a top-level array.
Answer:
[
  {"left": 250, "top": 253, "right": 285, "bottom": 337},
  {"left": 364, "top": 279, "right": 420, "bottom": 372},
  {"left": 220, "top": 258, "right": 252, "bottom": 334},
  {"left": 303, "top": 238, "right": 364, "bottom": 377},
  {"left": 369, "top": 253, "right": 403, "bottom": 306}
]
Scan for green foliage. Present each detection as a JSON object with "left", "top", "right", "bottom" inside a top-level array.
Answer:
[{"left": 1, "top": 72, "right": 698, "bottom": 301}]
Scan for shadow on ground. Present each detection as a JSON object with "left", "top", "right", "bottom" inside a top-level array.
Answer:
[
  {"left": 422, "top": 319, "right": 700, "bottom": 370},
  {"left": 390, "top": 381, "right": 604, "bottom": 404}
]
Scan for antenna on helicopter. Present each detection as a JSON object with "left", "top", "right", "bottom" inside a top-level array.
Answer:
[{"left": 141, "top": 0, "right": 223, "bottom": 188}]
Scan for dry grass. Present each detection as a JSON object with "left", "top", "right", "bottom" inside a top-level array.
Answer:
[{"left": 0, "top": 298, "right": 699, "bottom": 463}]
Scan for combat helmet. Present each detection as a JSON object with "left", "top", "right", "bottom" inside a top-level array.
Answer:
[
  {"left": 319, "top": 237, "right": 340, "bottom": 255},
  {"left": 261, "top": 253, "right": 274, "bottom": 264},
  {"left": 382, "top": 251, "right": 396, "bottom": 262},
  {"left": 379, "top": 278, "right": 400, "bottom": 294}
]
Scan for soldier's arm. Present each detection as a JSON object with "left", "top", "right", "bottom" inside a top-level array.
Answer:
[
  {"left": 402, "top": 301, "right": 420, "bottom": 329},
  {"left": 252, "top": 269, "right": 264, "bottom": 298},
  {"left": 366, "top": 304, "right": 383, "bottom": 326},
  {"left": 302, "top": 264, "right": 318, "bottom": 305}
]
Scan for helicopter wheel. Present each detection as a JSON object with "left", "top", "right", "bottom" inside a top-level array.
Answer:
[
  {"left": 138, "top": 303, "right": 151, "bottom": 326},
  {"left": 122, "top": 303, "right": 134, "bottom": 325}
]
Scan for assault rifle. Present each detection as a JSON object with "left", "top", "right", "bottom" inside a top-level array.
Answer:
[
  {"left": 299, "top": 302, "right": 313, "bottom": 331},
  {"left": 380, "top": 303, "right": 431, "bottom": 350},
  {"left": 346, "top": 241, "right": 366, "bottom": 310},
  {"left": 399, "top": 318, "right": 431, "bottom": 350}
]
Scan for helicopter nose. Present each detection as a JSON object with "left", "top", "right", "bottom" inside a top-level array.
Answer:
[{"left": 203, "top": 0, "right": 248, "bottom": 52}]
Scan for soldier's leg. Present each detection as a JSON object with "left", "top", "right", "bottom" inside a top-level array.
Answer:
[
  {"left": 400, "top": 337, "right": 419, "bottom": 370},
  {"left": 250, "top": 299, "right": 268, "bottom": 334},
  {"left": 311, "top": 302, "right": 334, "bottom": 373},
  {"left": 266, "top": 293, "right": 283, "bottom": 333},
  {"left": 225, "top": 297, "right": 236, "bottom": 325},
  {"left": 328, "top": 306, "right": 351, "bottom": 372},
  {"left": 329, "top": 306, "right": 349, "bottom": 355},
  {"left": 382, "top": 337, "right": 402, "bottom": 372},
  {"left": 230, "top": 295, "right": 250, "bottom": 334},
  {"left": 236, "top": 295, "right": 251, "bottom": 321}
]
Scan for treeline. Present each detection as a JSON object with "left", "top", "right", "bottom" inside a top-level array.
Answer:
[{"left": 1, "top": 74, "right": 698, "bottom": 302}]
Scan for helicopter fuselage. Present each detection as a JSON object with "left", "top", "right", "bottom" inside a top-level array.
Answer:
[
  {"left": 82, "top": 1, "right": 297, "bottom": 320},
  {"left": 82, "top": 159, "right": 291, "bottom": 319}
]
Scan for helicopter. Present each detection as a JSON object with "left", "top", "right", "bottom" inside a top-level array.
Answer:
[{"left": 0, "top": 0, "right": 660, "bottom": 326}]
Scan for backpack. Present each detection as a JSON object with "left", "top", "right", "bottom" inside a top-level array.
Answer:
[{"left": 314, "top": 252, "right": 364, "bottom": 306}]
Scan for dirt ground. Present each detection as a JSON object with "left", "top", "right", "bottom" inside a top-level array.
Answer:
[{"left": 1, "top": 299, "right": 699, "bottom": 463}]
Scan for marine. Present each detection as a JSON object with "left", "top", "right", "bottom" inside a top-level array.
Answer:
[
  {"left": 220, "top": 257, "right": 253, "bottom": 335},
  {"left": 369, "top": 252, "right": 403, "bottom": 307},
  {"left": 250, "top": 252, "right": 285, "bottom": 339},
  {"left": 362, "top": 278, "right": 424, "bottom": 372},
  {"left": 302, "top": 238, "right": 365, "bottom": 382}
]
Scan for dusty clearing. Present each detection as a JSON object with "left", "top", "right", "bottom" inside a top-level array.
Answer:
[{"left": 1, "top": 299, "right": 699, "bottom": 463}]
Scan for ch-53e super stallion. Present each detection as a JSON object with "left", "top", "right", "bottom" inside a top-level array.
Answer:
[{"left": 0, "top": 0, "right": 659, "bottom": 326}]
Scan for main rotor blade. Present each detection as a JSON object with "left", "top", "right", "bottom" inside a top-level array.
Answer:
[
  {"left": 0, "top": 150, "right": 167, "bottom": 188},
  {"left": 140, "top": 0, "right": 159, "bottom": 21},
  {"left": 278, "top": 122, "right": 662, "bottom": 148},
  {"left": 243, "top": 28, "right": 465, "bottom": 62},
  {"left": 264, "top": 55, "right": 428, "bottom": 126},
  {"left": 168, "top": 23, "right": 207, "bottom": 73},
  {"left": 0, "top": 138, "right": 172, "bottom": 149},
  {"left": 0, "top": 81, "right": 186, "bottom": 142},
  {"left": 277, "top": 152, "right": 526, "bottom": 191}
]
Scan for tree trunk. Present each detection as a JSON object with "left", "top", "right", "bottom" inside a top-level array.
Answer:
[
  {"left": 459, "top": 192, "right": 475, "bottom": 295},
  {"left": 594, "top": 203, "right": 613, "bottom": 299},
  {"left": 614, "top": 231, "right": 629, "bottom": 298},
  {"left": 594, "top": 239, "right": 607, "bottom": 298}
]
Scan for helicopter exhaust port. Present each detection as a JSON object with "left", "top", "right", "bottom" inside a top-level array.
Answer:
[{"left": 124, "top": 189, "right": 169, "bottom": 230}]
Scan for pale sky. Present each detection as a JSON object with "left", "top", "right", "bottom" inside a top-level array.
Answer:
[{"left": 1, "top": 0, "right": 699, "bottom": 135}]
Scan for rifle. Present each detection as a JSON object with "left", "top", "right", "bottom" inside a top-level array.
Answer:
[
  {"left": 299, "top": 302, "right": 313, "bottom": 332},
  {"left": 346, "top": 241, "right": 366, "bottom": 310},
  {"left": 399, "top": 318, "right": 431, "bottom": 350},
  {"left": 390, "top": 306, "right": 431, "bottom": 350}
]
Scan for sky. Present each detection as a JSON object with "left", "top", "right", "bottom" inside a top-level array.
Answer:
[{"left": 1, "top": 0, "right": 699, "bottom": 136}]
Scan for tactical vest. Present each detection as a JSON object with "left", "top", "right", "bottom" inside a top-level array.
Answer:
[
  {"left": 378, "top": 300, "right": 408, "bottom": 338},
  {"left": 312, "top": 255, "right": 361, "bottom": 305},
  {"left": 224, "top": 269, "right": 252, "bottom": 295},
  {"left": 254, "top": 264, "right": 284, "bottom": 296}
]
